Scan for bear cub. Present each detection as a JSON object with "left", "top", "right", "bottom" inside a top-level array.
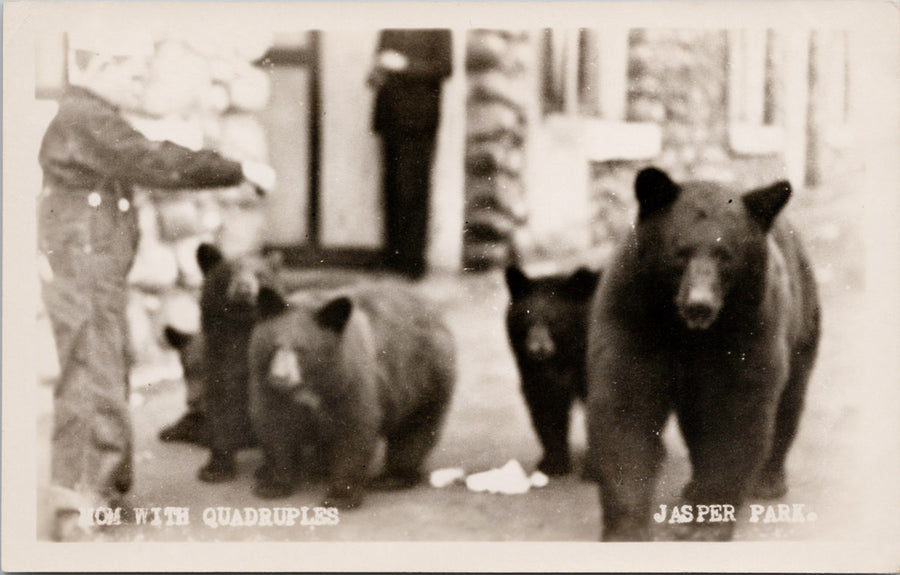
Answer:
[
  {"left": 586, "top": 167, "right": 820, "bottom": 541},
  {"left": 505, "top": 266, "right": 600, "bottom": 476},
  {"left": 195, "top": 243, "right": 283, "bottom": 483},
  {"left": 248, "top": 284, "right": 456, "bottom": 509},
  {"left": 158, "top": 326, "right": 207, "bottom": 445}
]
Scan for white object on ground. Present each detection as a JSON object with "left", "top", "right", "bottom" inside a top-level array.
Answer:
[
  {"left": 529, "top": 470, "right": 549, "bottom": 488},
  {"left": 429, "top": 467, "right": 466, "bottom": 488},
  {"left": 430, "top": 461, "right": 552, "bottom": 493},
  {"left": 465, "top": 459, "right": 532, "bottom": 495}
]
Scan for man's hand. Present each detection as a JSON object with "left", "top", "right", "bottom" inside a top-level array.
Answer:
[
  {"left": 367, "top": 49, "right": 409, "bottom": 89},
  {"left": 377, "top": 49, "right": 409, "bottom": 72},
  {"left": 241, "top": 160, "right": 276, "bottom": 196}
]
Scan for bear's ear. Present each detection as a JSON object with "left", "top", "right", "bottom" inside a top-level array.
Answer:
[
  {"left": 565, "top": 267, "right": 601, "bottom": 300},
  {"left": 635, "top": 167, "right": 680, "bottom": 220},
  {"left": 163, "top": 326, "right": 193, "bottom": 350},
  {"left": 196, "top": 243, "right": 224, "bottom": 276},
  {"left": 743, "top": 180, "right": 792, "bottom": 231},
  {"left": 505, "top": 266, "right": 531, "bottom": 299},
  {"left": 258, "top": 287, "right": 289, "bottom": 320},
  {"left": 315, "top": 296, "right": 353, "bottom": 333}
]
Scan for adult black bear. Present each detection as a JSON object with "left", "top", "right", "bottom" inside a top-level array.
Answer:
[
  {"left": 195, "top": 243, "right": 283, "bottom": 483},
  {"left": 505, "top": 266, "right": 600, "bottom": 476},
  {"left": 586, "top": 167, "right": 820, "bottom": 541},
  {"left": 248, "top": 284, "right": 456, "bottom": 509}
]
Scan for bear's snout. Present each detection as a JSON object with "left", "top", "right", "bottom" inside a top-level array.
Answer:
[
  {"left": 681, "top": 299, "right": 719, "bottom": 330},
  {"left": 526, "top": 323, "right": 556, "bottom": 360},
  {"left": 677, "top": 257, "right": 722, "bottom": 330},
  {"left": 227, "top": 274, "right": 260, "bottom": 304},
  {"left": 268, "top": 346, "right": 302, "bottom": 391}
]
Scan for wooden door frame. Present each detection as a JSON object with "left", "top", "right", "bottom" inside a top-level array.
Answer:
[{"left": 257, "top": 31, "right": 383, "bottom": 269}]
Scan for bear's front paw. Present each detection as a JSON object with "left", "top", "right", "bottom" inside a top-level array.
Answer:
[
  {"left": 538, "top": 454, "right": 571, "bottom": 476},
  {"left": 254, "top": 478, "right": 294, "bottom": 499},
  {"left": 322, "top": 486, "right": 363, "bottom": 510},
  {"left": 198, "top": 455, "right": 236, "bottom": 483}
]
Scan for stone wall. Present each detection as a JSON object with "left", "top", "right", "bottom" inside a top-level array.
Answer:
[
  {"left": 463, "top": 30, "right": 533, "bottom": 270},
  {"left": 589, "top": 29, "right": 788, "bottom": 252},
  {"left": 463, "top": 28, "right": 796, "bottom": 273},
  {"left": 628, "top": 29, "right": 784, "bottom": 186}
]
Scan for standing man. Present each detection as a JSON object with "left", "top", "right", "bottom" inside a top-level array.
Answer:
[
  {"left": 368, "top": 29, "right": 452, "bottom": 279},
  {"left": 38, "top": 34, "right": 274, "bottom": 541}
]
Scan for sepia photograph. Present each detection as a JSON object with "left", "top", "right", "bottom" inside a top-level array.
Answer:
[{"left": 2, "top": 0, "right": 899, "bottom": 571}]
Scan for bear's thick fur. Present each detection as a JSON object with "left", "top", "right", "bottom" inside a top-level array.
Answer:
[
  {"left": 195, "top": 243, "right": 283, "bottom": 483},
  {"left": 586, "top": 167, "right": 820, "bottom": 541},
  {"left": 248, "top": 284, "right": 456, "bottom": 509},
  {"left": 505, "top": 266, "right": 600, "bottom": 475}
]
